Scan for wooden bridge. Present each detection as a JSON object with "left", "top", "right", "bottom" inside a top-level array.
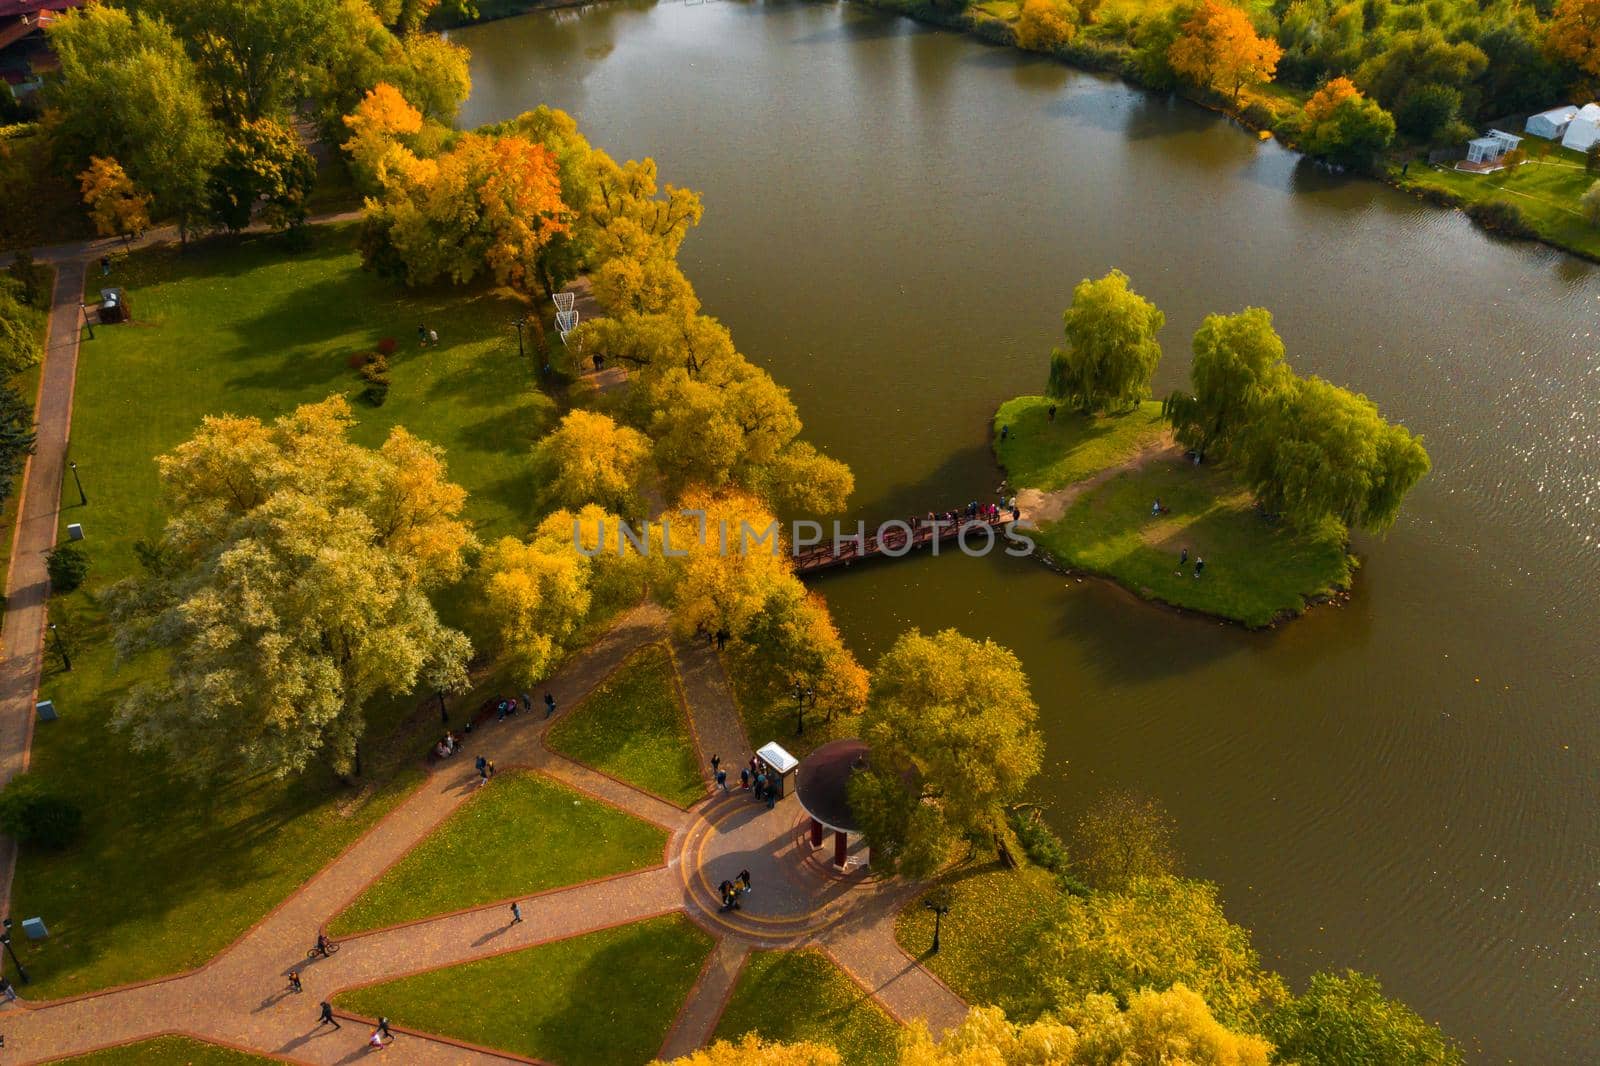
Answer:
[{"left": 791, "top": 511, "right": 1018, "bottom": 575}]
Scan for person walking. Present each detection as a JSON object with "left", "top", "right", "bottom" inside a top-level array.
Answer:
[
  {"left": 510, "top": 901, "right": 523, "bottom": 924},
  {"left": 738, "top": 869, "right": 751, "bottom": 893},
  {"left": 318, "top": 1001, "right": 340, "bottom": 1029},
  {"left": 287, "top": 969, "right": 302, "bottom": 994},
  {"left": 475, "top": 754, "right": 487, "bottom": 776},
  {"left": 1048, "top": 404, "right": 1057, "bottom": 422},
  {"left": 1194, "top": 557, "right": 1206, "bottom": 579},
  {"left": 1176, "top": 547, "right": 1188, "bottom": 576},
  {"left": 715, "top": 767, "right": 729, "bottom": 793},
  {"left": 739, "top": 767, "right": 750, "bottom": 790},
  {"left": 711, "top": 754, "right": 721, "bottom": 776},
  {"left": 417, "top": 324, "right": 428, "bottom": 347},
  {"left": 100, "top": 255, "right": 111, "bottom": 276},
  {"left": 428, "top": 327, "right": 439, "bottom": 346},
  {"left": 520, "top": 691, "right": 532, "bottom": 715},
  {"left": 369, "top": 1029, "right": 387, "bottom": 1051},
  {"left": 378, "top": 1017, "right": 392, "bottom": 1040},
  {"left": 544, "top": 692, "right": 557, "bottom": 719}
]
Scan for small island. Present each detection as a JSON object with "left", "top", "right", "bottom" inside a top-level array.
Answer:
[{"left": 994, "top": 270, "right": 1428, "bottom": 628}]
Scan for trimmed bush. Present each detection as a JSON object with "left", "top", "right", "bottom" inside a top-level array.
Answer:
[
  {"left": 45, "top": 542, "right": 89, "bottom": 593},
  {"left": 0, "top": 775, "right": 83, "bottom": 850}
]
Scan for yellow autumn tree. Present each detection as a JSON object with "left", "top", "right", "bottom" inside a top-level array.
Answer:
[
  {"left": 661, "top": 487, "right": 795, "bottom": 641},
  {"left": 654, "top": 1034, "right": 840, "bottom": 1066},
  {"left": 79, "top": 156, "right": 152, "bottom": 243},
  {"left": 1016, "top": 0, "right": 1078, "bottom": 53},
  {"left": 1547, "top": 0, "right": 1600, "bottom": 78},
  {"left": 341, "top": 81, "right": 426, "bottom": 192},
  {"left": 1168, "top": 1, "right": 1283, "bottom": 105},
  {"left": 534, "top": 409, "right": 651, "bottom": 513},
  {"left": 479, "top": 504, "right": 646, "bottom": 687},
  {"left": 1303, "top": 75, "right": 1360, "bottom": 125},
  {"left": 899, "top": 996, "right": 1272, "bottom": 1065},
  {"left": 744, "top": 583, "right": 869, "bottom": 727},
  {"left": 103, "top": 396, "right": 474, "bottom": 779}
]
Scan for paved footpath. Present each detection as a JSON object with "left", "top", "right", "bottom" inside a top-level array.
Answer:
[{"left": 0, "top": 220, "right": 968, "bottom": 1064}]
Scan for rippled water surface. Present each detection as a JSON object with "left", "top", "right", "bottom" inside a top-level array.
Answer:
[{"left": 455, "top": 3, "right": 1600, "bottom": 1058}]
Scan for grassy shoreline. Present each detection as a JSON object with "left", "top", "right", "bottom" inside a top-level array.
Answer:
[{"left": 996, "top": 396, "right": 1354, "bottom": 627}]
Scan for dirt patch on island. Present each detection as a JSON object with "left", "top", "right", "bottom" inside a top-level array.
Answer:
[{"left": 1015, "top": 432, "right": 1182, "bottom": 524}]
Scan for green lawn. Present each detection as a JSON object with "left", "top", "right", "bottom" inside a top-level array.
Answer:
[
  {"left": 713, "top": 949, "right": 902, "bottom": 1065},
  {"left": 43, "top": 1036, "right": 276, "bottom": 1065},
  {"left": 997, "top": 396, "right": 1353, "bottom": 626},
  {"left": 329, "top": 770, "right": 667, "bottom": 935},
  {"left": 13, "top": 222, "right": 562, "bottom": 996},
  {"left": 1397, "top": 151, "right": 1600, "bottom": 260},
  {"left": 995, "top": 396, "right": 1169, "bottom": 491},
  {"left": 335, "top": 914, "right": 714, "bottom": 1065},
  {"left": 545, "top": 643, "right": 704, "bottom": 807},
  {"left": 894, "top": 861, "right": 1066, "bottom": 1022}
]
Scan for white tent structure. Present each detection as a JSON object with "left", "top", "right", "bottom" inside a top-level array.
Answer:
[
  {"left": 1465, "top": 130, "right": 1521, "bottom": 165},
  {"left": 1561, "top": 104, "right": 1600, "bottom": 152},
  {"left": 1526, "top": 105, "right": 1580, "bottom": 140}
]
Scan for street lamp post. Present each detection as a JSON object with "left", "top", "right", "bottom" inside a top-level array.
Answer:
[
  {"left": 48, "top": 623, "right": 70, "bottom": 672},
  {"left": 79, "top": 303, "right": 94, "bottom": 341},
  {"left": 2, "top": 920, "right": 29, "bottom": 984},
  {"left": 69, "top": 461, "right": 86, "bottom": 506},
  {"left": 793, "top": 682, "right": 805, "bottom": 737},
  {"left": 437, "top": 691, "right": 448, "bottom": 725},
  {"left": 922, "top": 889, "right": 952, "bottom": 955},
  {"left": 514, "top": 317, "right": 526, "bottom": 362}
]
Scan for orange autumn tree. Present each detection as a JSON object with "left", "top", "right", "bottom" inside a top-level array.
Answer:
[
  {"left": 1169, "top": 1, "right": 1283, "bottom": 105},
  {"left": 361, "top": 127, "right": 571, "bottom": 306},
  {"left": 1303, "top": 76, "right": 1360, "bottom": 124},
  {"left": 1547, "top": 0, "right": 1600, "bottom": 78},
  {"left": 78, "top": 156, "right": 151, "bottom": 244}
]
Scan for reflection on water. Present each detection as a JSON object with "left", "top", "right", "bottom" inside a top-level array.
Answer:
[{"left": 455, "top": 3, "right": 1600, "bottom": 1059}]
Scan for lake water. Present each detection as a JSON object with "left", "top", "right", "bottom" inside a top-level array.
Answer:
[{"left": 454, "top": 3, "right": 1600, "bottom": 1058}]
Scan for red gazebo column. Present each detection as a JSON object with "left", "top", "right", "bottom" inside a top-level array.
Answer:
[
  {"left": 810, "top": 818, "right": 823, "bottom": 847},
  {"left": 833, "top": 829, "right": 848, "bottom": 868}
]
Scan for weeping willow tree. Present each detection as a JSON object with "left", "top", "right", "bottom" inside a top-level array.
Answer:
[
  {"left": 1239, "top": 376, "right": 1429, "bottom": 533},
  {"left": 1165, "top": 306, "right": 1429, "bottom": 534},
  {"left": 1047, "top": 269, "right": 1164, "bottom": 414},
  {"left": 1163, "top": 307, "right": 1293, "bottom": 459}
]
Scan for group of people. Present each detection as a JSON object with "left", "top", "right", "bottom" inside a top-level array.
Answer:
[
  {"left": 474, "top": 754, "right": 497, "bottom": 785},
  {"left": 416, "top": 323, "right": 439, "bottom": 347},
  {"left": 916, "top": 497, "right": 1021, "bottom": 531},
  {"left": 1176, "top": 546, "right": 1205, "bottom": 579},
  {"left": 313, "top": 1001, "right": 393, "bottom": 1050},
  {"left": 429, "top": 689, "right": 559, "bottom": 768},
  {"left": 432, "top": 731, "right": 462, "bottom": 759},
  {"left": 710, "top": 753, "right": 779, "bottom": 810},
  {"left": 718, "top": 869, "right": 753, "bottom": 911}
]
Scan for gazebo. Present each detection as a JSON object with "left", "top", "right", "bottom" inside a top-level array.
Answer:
[{"left": 795, "top": 738, "right": 873, "bottom": 869}]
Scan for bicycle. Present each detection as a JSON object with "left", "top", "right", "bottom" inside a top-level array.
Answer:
[{"left": 306, "top": 939, "right": 340, "bottom": 959}]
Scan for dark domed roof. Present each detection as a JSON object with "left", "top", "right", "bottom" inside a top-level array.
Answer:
[{"left": 795, "top": 738, "right": 870, "bottom": 833}]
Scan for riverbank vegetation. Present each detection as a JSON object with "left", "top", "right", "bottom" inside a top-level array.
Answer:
[
  {"left": 997, "top": 270, "right": 1423, "bottom": 626},
  {"left": 866, "top": 0, "right": 1600, "bottom": 258},
  {"left": 1395, "top": 144, "right": 1600, "bottom": 259}
]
